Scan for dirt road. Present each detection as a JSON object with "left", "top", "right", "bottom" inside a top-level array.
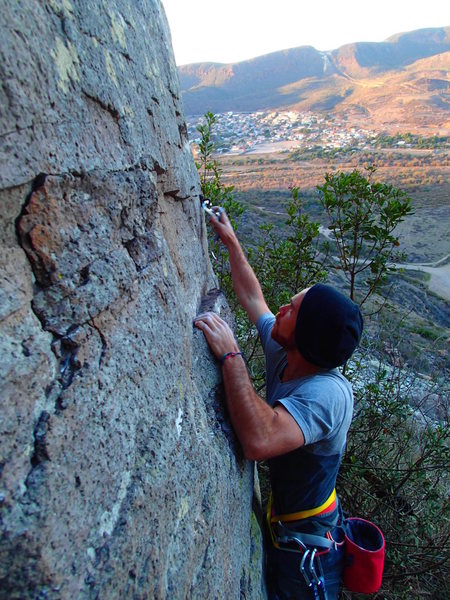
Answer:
[
  {"left": 397, "top": 256, "right": 450, "bottom": 302},
  {"left": 319, "top": 225, "right": 450, "bottom": 302}
]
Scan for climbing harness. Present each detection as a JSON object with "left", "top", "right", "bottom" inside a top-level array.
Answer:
[
  {"left": 267, "top": 491, "right": 341, "bottom": 600},
  {"left": 267, "top": 495, "right": 385, "bottom": 597},
  {"left": 266, "top": 489, "right": 337, "bottom": 548}
]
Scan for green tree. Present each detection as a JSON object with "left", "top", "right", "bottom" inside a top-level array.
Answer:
[
  {"left": 196, "top": 111, "right": 242, "bottom": 289},
  {"left": 196, "top": 112, "right": 235, "bottom": 209},
  {"left": 318, "top": 167, "right": 413, "bottom": 305}
]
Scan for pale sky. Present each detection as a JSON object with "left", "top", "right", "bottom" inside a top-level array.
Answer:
[{"left": 161, "top": 0, "right": 449, "bottom": 65}]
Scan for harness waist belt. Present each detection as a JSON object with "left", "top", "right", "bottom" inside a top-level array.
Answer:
[
  {"left": 267, "top": 488, "right": 338, "bottom": 552},
  {"left": 269, "top": 488, "right": 337, "bottom": 523}
]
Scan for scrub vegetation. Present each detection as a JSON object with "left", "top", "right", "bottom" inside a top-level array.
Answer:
[{"left": 197, "top": 113, "right": 449, "bottom": 599}]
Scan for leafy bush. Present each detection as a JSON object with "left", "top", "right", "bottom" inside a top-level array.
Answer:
[{"left": 341, "top": 358, "right": 449, "bottom": 599}]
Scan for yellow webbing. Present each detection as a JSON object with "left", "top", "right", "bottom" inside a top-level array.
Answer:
[{"left": 268, "top": 488, "right": 336, "bottom": 523}]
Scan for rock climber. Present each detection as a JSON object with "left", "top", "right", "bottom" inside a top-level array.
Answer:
[{"left": 194, "top": 208, "right": 363, "bottom": 599}]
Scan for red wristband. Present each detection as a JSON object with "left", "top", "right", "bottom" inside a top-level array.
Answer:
[{"left": 220, "top": 351, "right": 244, "bottom": 365}]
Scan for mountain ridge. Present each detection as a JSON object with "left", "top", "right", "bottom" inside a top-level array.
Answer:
[{"left": 178, "top": 27, "right": 450, "bottom": 132}]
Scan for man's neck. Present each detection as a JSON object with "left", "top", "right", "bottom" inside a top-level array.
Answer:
[{"left": 282, "top": 348, "right": 324, "bottom": 382}]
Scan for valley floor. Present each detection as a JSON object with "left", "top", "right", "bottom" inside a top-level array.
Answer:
[{"left": 217, "top": 147, "right": 450, "bottom": 266}]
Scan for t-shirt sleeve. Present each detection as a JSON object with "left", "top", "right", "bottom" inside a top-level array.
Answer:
[
  {"left": 276, "top": 378, "right": 348, "bottom": 447},
  {"left": 256, "top": 312, "right": 276, "bottom": 353},
  {"left": 257, "top": 312, "right": 290, "bottom": 396}
]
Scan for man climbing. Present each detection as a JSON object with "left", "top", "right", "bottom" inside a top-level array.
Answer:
[{"left": 194, "top": 209, "right": 363, "bottom": 599}]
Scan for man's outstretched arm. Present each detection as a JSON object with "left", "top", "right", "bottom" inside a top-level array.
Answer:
[
  {"left": 194, "top": 312, "right": 304, "bottom": 460},
  {"left": 210, "top": 210, "right": 270, "bottom": 324}
]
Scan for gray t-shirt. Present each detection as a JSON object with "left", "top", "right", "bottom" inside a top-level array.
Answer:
[{"left": 257, "top": 312, "right": 354, "bottom": 515}]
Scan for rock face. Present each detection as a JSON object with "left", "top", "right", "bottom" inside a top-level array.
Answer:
[{"left": 0, "top": 1, "right": 265, "bottom": 598}]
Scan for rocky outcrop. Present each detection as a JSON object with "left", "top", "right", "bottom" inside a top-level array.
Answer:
[{"left": 0, "top": 1, "right": 264, "bottom": 598}]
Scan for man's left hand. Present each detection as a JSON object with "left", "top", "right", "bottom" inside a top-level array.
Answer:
[{"left": 194, "top": 312, "right": 240, "bottom": 359}]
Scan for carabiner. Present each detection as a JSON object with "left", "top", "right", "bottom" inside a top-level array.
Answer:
[
  {"left": 301, "top": 548, "right": 328, "bottom": 600},
  {"left": 300, "top": 549, "right": 312, "bottom": 585}
]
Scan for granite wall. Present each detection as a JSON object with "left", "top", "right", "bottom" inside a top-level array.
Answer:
[{"left": 0, "top": 1, "right": 264, "bottom": 598}]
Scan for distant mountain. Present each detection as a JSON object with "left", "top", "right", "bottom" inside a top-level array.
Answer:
[{"left": 178, "top": 27, "right": 450, "bottom": 131}]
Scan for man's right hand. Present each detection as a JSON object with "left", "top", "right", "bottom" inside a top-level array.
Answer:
[{"left": 209, "top": 209, "right": 238, "bottom": 248}]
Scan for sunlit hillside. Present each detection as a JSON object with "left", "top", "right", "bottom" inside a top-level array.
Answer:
[{"left": 179, "top": 27, "right": 450, "bottom": 133}]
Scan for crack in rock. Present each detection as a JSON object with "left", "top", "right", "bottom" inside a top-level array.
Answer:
[{"left": 30, "top": 411, "right": 51, "bottom": 468}]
